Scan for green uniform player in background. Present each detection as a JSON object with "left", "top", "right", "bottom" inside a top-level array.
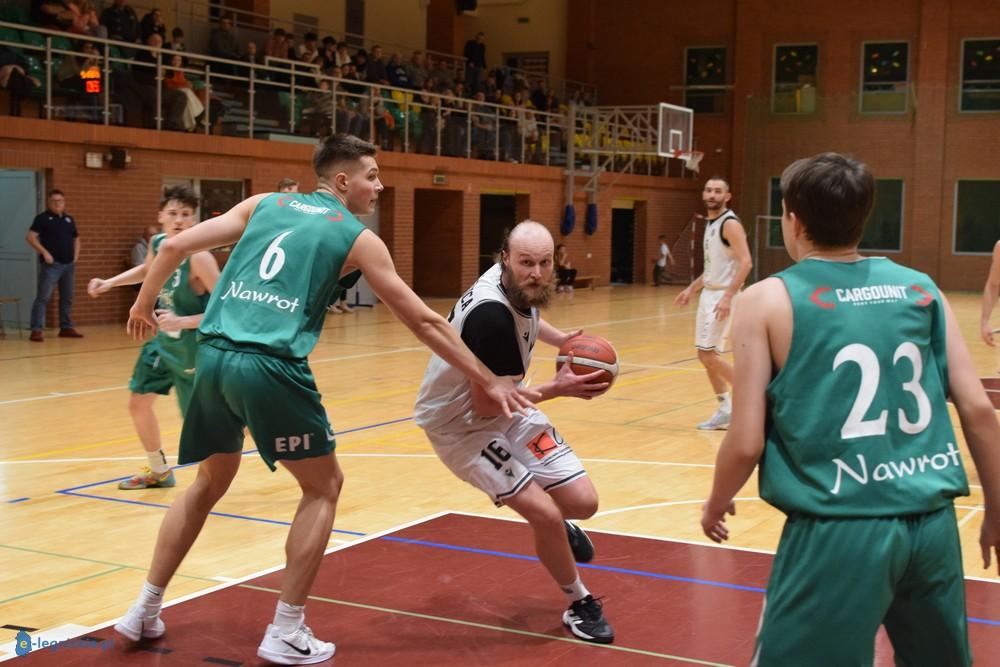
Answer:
[
  {"left": 115, "top": 135, "right": 536, "bottom": 665},
  {"left": 88, "top": 186, "right": 219, "bottom": 489},
  {"left": 701, "top": 153, "right": 1000, "bottom": 666}
]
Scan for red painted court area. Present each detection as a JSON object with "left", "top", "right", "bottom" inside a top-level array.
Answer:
[{"left": 11, "top": 513, "right": 1000, "bottom": 666}]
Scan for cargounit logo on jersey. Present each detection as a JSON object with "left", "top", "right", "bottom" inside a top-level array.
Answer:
[
  {"left": 833, "top": 284, "right": 908, "bottom": 305},
  {"left": 277, "top": 196, "right": 344, "bottom": 221},
  {"left": 221, "top": 280, "right": 301, "bottom": 312}
]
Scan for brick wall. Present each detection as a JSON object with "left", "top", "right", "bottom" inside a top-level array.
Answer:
[
  {"left": 0, "top": 117, "right": 697, "bottom": 324},
  {"left": 568, "top": 0, "right": 1000, "bottom": 290}
]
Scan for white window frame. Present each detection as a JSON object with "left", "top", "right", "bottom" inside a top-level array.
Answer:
[
  {"left": 858, "top": 41, "right": 910, "bottom": 115},
  {"left": 772, "top": 43, "right": 819, "bottom": 114},
  {"left": 959, "top": 37, "right": 1000, "bottom": 114},
  {"left": 683, "top": 45, "right": 728, "bottom": 115}
]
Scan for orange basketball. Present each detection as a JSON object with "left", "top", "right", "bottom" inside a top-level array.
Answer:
[{"left": 556, "top": 334, "right": 619, "bottom": 386}]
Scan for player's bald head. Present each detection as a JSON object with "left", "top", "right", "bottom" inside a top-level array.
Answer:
[{"left": 503, "top": 220, "right": 553, "bottom": 256}]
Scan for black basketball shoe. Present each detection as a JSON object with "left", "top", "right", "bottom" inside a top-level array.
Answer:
[
  {"left": 562, "top": 595, "right": 614, "bottom": 644},
  {"left": 565, "top": 520, "right": 595, "bottom": 563}
]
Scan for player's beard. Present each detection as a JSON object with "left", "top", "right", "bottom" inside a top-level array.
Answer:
[{"left": 503, "top": 263, "right": 552, "bottom": 310}]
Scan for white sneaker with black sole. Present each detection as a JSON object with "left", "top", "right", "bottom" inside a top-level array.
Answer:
[
  {"left": 562, "top": 595, "right": 614, "bottom": 644},
  {"left": 114, "top": 604, "right": 165, "bottom": 641},
  {"left": 257, "top": 622, "right": 336, "bottom": 665}
]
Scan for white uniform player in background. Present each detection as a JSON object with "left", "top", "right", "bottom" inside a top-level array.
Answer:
[
  {"left": 414, "top": 221, "right": 616, "bottom": 644},
  {"left": 674, "top": 177, "right": 753, "bottom": 430}
]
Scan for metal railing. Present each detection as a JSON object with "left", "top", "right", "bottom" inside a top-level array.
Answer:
[{"left": 0, "top": 22, "right": 672, "bottom": 175}]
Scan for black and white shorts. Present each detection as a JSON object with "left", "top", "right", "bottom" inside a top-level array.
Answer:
[{"left": 423, "top": 410, "right": 587, "bottom": 507}]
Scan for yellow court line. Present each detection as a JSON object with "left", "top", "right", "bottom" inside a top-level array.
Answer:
[
  {"left": 8, "top": 369, "right": 683, "bottom": 462},
  {"left": 239, "top": 584, "right": 733, "bottom": 666},
  {"left": 7, "top": 430, "right": 180, "bottom": 461}
]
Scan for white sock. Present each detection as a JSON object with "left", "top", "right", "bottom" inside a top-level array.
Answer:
[
  {"left": 559, "top": 575, "right": 591, "bottom": 603},
  {"left": 146, "top": 449, "right": 169, "bottom": 475},
  {"left": 718, "top": 392, "right": 731, "bottom": 412},
  {"left": 136, "top": 581, "right": 164, "bottom": 614},
  {"left": 273, "top": 600, "right": 305, "bottom": 633}
]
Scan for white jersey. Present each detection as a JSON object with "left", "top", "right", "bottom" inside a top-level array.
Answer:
[
  {"left": 414, "top": 263, "right": 539, "bottom": 433},
  {"left": 657, "top": 242, "right": 670, "bottom": 268},
  {"left": 703, "top": 209, "right": 740, "bottom": 289}
]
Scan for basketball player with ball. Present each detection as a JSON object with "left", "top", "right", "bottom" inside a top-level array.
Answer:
[{"left": 414, "top": 220, "right": 617, "bottom": 644}]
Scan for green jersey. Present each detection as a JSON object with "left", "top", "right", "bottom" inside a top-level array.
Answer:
[
  {"left": 152, "top": 233, "right": 209, "bottom": 370},
  {"left": 762, "top": 257, "right": 969, "bottom": 517},
  {"left": 198, "top": 191, "right": 365, "bottom": 359}
]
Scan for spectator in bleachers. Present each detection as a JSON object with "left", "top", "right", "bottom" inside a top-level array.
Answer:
[
  {"left": 209, "top": 15, "right": 241, "bottom": 74},
  {"left": 386, "top": 52, "right": 409, "bottom": 88},
  {"left": 32, "top": 0, "right": 76, "bottom": 31},
  {"left": 463, "top": 31, "right": 486, "bottom": 91},
  {"left": 55, "top": 39, "right": 100, "bottom": 94},
  {"left": 483, "top": 75, "right": 498, "bottom": 98},
  {"left": 320, "top": 38, "right": 336, "bottom": 70},
  {"left": 0, "top": 45, "right": 42, "bottom": 116},
  {"left": 168, "top": 26, "right": 185, "bottom": 52},
  {"left": 283, "top": 33, "right": 298, "bottom": 60},
  {"left": 139, "top": 8, "right": 165, "bottom": 43},
  {"left": 264, "top": 27, "right": 288, "bottom": 60},
  {"left": 351, "top": 49, "right": 367, "bottom": 79},
  {"left": 163, "top": 53, "right": 204, "bottom": 131},
  {"left": 100, "top": 0, "right": 139, "bottom": 43},
  {"left": 335, "top": 41, "right": 352, "bottom": 68},
  {"left": 545, "top": 89, "right": 561, "bottom": 113},
  {"left": 243, "top": 40, "right": 260, "bottom": 66},
  {"left": 427, "top": 54, "right": 454, "bottom": 92},
  {"left": 405, "top": 50, "right": 427, "bottom": 90},
  {"left": 341, "top": 62, "right": 365, "bottom": 95},
  {"left": 365, "top": 45, "right": 388, "bottom": 85},
  {"left": 70, "top": 0, "right": 105, "bottom": 39},
  {"left": 297, "top": 32, "right": 319, "bottom": 64},
  {"left": 132, "top": 32, "right": 187, "bottom": 130},
  {"left": 529, "top": 83, "right": 545, "bottom": 110},
  {"left": 442, "top": 87, "right": 467, "bottom": 157},
  {"left": 417, "top": 77, "right": 439, "bottom": 153},
  {"left": 471, "top": 90, "right": 495, "bottom": 159},
  {"left": 520, "top": 108, "right": 541, "bottom": 163}
]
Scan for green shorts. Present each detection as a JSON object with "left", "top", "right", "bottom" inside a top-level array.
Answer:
[
  {"left": 178, "top": 342, "right": 335, "bottom": 471},
  {"left": 753, "top": 505, "right": 970, "bottom": 666},
  {"left": 128, "top": 339, "right": 196, "bottom": 416}
]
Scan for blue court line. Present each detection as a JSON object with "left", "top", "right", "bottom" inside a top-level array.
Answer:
[
  {"left": 383, "top": 536, "right": 766, "bottom": 593},
  {"left": 53, "top": 416, "right": 415, "bottom": 495},
  {"left": 969, "top": 616, "right": 1000, "bottom": 627},
  {"left": 52, "top": 416, "right": 415, "bottom": 536},
  {"left": 7, "top": 497, "right": 29, "bottom": 503}
]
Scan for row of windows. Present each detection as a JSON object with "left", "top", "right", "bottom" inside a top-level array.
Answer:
[
  {"left": 764, "top": 179, "right": 1000, "bottom": 254},
  {"left": 685, "top": 40, "right": 1000, "bottom": 114}
]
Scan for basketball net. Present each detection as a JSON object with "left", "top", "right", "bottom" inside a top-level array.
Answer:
[{"left": 671, "top": 149, "right": 704, "bottom": 174}]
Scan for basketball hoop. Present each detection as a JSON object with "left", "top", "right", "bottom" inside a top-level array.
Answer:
[{"left": 671, "top": 149, "right": 704, "bottom": 174}]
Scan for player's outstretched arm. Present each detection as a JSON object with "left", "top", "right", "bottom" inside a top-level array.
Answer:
[
  {"left": 941, "top": 293, "right": 1000, "bottom": 573},
  {"left": 128, "top": 194, "right": 265, "bottom": 339},
  {"left": 701, "top": 280, "right": 779, "bottom": 543},
  {"left": 981, "top": 241, "right": 1000, "bottom": 346},
  {"left": 345, "top": 230, "right": 538, "bottom": 418},
  {"left": 89, "top": 237, "right": 156, "bottom": 297}
]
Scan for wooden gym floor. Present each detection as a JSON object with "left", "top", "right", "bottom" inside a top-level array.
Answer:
[{"left": 0, "top": 284, "right": 997, "bottom": 664}]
